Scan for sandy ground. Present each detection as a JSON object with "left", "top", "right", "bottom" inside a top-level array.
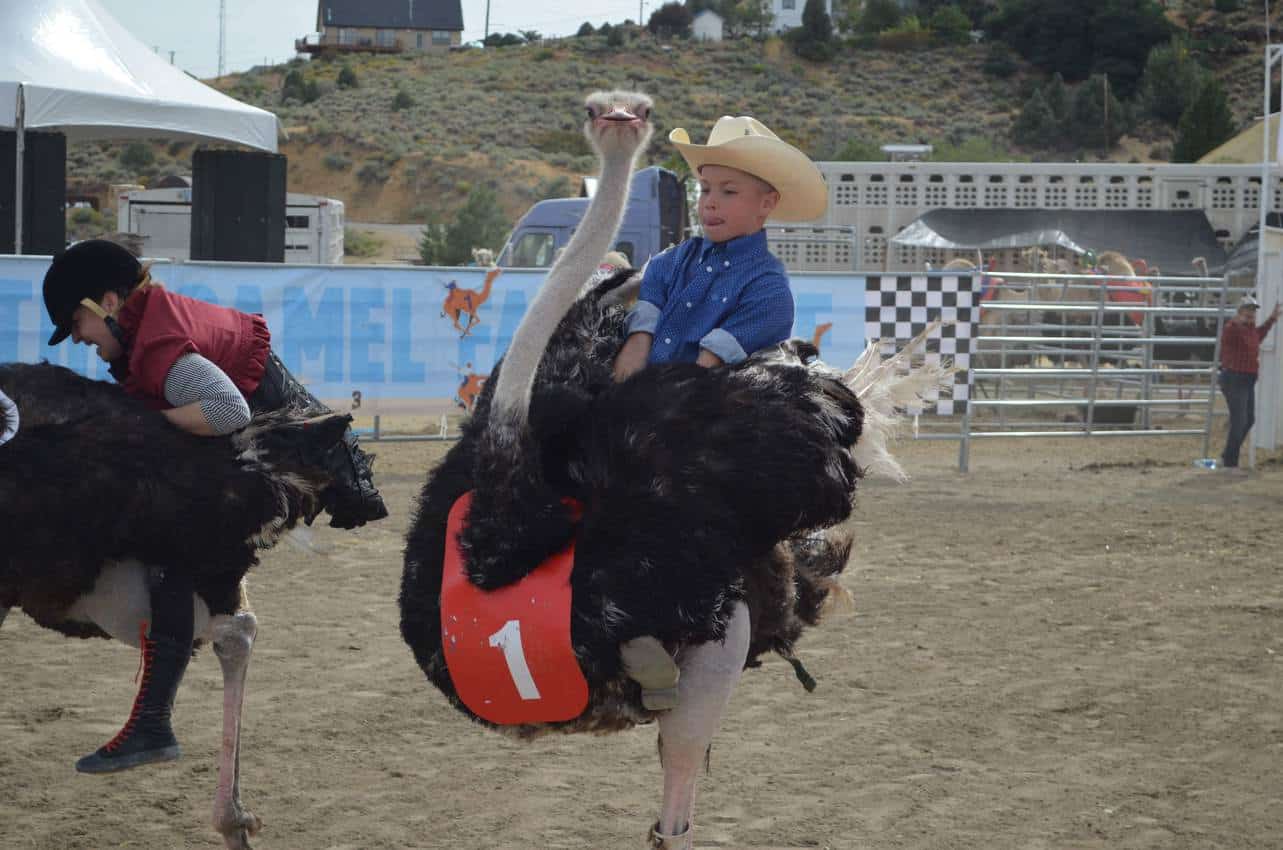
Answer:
[{"left": 3, "top": 429, "right": 1282, "bottom": 850}]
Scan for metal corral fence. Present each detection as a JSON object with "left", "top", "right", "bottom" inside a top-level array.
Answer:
[{"left": 958, "top": 270, "right": 1245, "bottom": 472}]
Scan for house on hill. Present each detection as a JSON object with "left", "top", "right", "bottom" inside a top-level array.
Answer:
[
  {"left": 771, "top": 0, "right": 833, "bottom": 32},
  {"left": 296, "top": 0, "right": 464, "bottom": 55}
]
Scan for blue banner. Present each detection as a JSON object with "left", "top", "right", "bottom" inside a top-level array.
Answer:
[{"left": 0, "top": 257, "right": 867, "bottom": 411}]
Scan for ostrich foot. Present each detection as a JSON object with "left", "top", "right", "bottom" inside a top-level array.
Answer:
[
  {"left": 0, "top": 606, "right": 8, "bottom": 629},
  {"left": 217, "top": 809, "right": 262, "bottom": 850},
  {"left": 647, "top": 821, "right": 693, "bottom": 849},
  {"left": 211, "top": 611, "right": 261, "bottom": 850}
]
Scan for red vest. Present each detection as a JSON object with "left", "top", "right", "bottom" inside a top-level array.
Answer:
[{"left": 114, "top": 285, "right": 271, "bottom": 405}]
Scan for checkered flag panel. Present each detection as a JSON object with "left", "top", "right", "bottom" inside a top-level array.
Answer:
[{"left": 863, "top": 274, "right": 975, "bottom": 415}]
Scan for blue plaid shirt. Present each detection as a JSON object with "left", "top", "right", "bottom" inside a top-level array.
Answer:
[{"left": 625, "top": 229, "right": 794, "bottom": 365}]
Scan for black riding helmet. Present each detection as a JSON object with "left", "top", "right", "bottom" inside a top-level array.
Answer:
[{"left": 43, "top": 239, "right": 142, "bottom": 345}]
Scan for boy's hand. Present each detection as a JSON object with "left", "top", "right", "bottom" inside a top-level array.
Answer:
[{"left": 613, "top": 333, "right": 653, "bottom": 381}]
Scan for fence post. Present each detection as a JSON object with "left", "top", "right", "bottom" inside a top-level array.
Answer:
[
  {"left": 1141, "top": 276, "right": 1154, "bottom": 431},
  {"left": 1083, "top": 279, "right": 1108, "bottom": 434},
  {"left": 1202, "top": 274, "right": 1231, "bottom": 459}
]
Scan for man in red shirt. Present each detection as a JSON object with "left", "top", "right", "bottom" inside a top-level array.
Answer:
[{"left": 1219, "top": 294, "right": 1281, "bottom": 468}]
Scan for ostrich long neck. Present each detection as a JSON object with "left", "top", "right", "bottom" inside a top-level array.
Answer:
[{"left": 491, "top": 145, "right": 639, "bottom": 429}]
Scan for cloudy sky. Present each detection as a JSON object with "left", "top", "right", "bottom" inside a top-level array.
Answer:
[{"left": 98, "top": 0, "right": 652, "bottom": 79}]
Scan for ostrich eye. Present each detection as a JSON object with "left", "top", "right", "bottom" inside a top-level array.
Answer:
[{"left": 586, "top": 106, "right": 598, "bottom": 119}]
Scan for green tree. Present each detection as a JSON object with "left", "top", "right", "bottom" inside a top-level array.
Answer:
[
  {"left": 988, "top": 0, "right": 1170, "bottom": 97},
  {"left": 731, "top": 0, "right": 774, "bottom": 36},
  {"left": 1140, "top": 38, "right": 1206, "bottom": 126},
  {"left": 421, "top": 185, "right": 511, "bottom": 266},
  {"left": 859, "top": 0, "right": 902, "bottom": 32},
  {"left": 576, "top": 21, "right": 595, "bottom": 36},
  {"left": 981, "top": 42, "right": 1019, "bottom": 77},
  {"left": 1044, "top": 72, "right": 1070, "bottom": 123},
  {"left": 648, "top": 2, "right": 693, "bottom": 37},
  {"left": 929, "top": 5, "right": 972, "bottom": 45},
  {"left": 418, "top": 221, "right": 448, "bottom": 265},
  {"left": 1012, "top": 88, "right": 1059, "bottom": 148},
  {"left": 792, "top": 0, "right": 836, "bottom": 60},
  {"left": 1172, "top": 78, "right": 1235, "bottom": 163},
  {"left": 337, "top": 64, "right": 359, "bottom": 89},
  {"left": 1066, "top": 74, "right": 1125, "bottom": 152},
  {"left": 392, "top": 89, "right": 414, "bottom": 111},
  {"left": 119, "top": 142, "right": 155, "bottom": 173}
]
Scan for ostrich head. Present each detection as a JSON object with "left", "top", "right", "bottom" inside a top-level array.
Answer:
[
  {"left": 582, "top": 91, "right": 654, "bottom": 161},
  {"left": 489, "top": 91, "right": 654, "bottom": 428}
]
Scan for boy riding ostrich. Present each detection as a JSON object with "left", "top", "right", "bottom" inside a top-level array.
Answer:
[{"left": 400, "top": 91, "right": 951, "bottom": 848}]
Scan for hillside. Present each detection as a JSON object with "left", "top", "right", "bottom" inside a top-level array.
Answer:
[{"left": 66, "top": 17, "right": 1278, "bottom": 233}]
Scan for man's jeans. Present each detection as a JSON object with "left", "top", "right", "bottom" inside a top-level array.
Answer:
[{"left": 1219, "top": 368, "right": 1257, "bottom": 468}]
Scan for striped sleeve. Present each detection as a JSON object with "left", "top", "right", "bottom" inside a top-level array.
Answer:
[{"left": 163, "top": 353, "right": 252, "bottom": 435}]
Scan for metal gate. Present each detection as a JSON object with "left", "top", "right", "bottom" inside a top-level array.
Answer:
[{"left": 958, "top": 270, "right": 1247, "bottom": 472}]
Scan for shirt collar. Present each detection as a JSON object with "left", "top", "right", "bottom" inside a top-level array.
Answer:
[{"left": 698, "top": 229, "right": 768, "bottom": 263}]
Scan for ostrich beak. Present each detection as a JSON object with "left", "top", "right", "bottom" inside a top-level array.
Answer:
[{"left": 599, "top": 106, "right": 641, "bottom": 124}]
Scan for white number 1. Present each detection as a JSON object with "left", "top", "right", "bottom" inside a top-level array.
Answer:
[{"left": 488, "top": 619, "right": 542, "bottom": 701}]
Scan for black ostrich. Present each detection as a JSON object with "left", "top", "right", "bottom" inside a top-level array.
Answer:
[
  {"left": 0, "top": 362, "right": 351, "bottom": 850},
  {"left": 400, "top": 92, "right": 952, "bottom": 847}
]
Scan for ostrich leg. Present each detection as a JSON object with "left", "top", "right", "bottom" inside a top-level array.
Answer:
[
  {"left": 210, "top": 611, "right": 262, "bottom": 850},
  {"left": 650, "top": 602, "right": 751, "bottom": 849},
  {"left": 0, "top": 607, "right": 8, "bottom": 629}
]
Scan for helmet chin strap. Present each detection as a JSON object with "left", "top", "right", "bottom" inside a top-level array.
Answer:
[
  {"left": 75, "top": 270, "right": 152, "bottom": 352},
  {"left": 78, "top": 297, "right": 128, "bottom": 350}
]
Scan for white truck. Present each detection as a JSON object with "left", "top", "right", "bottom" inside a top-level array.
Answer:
[{"left": 117, "top": 186, "right": 346, "bottom": 264}]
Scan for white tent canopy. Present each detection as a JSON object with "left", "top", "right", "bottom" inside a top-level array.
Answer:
[{"left": 0, "top": 0, "right": 279, "bottom": 150}]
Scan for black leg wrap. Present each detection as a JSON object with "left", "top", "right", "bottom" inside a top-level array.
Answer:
[{"left": 76, "top": 631, "right": 190, "bottom": 774}]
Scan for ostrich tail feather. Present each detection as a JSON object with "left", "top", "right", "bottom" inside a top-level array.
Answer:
[
  {"left": 843, "top": 321, "right": 956, "bottom": 481},
  {"left": 0, "top": 388, "right": 18, "bottom": 447}
]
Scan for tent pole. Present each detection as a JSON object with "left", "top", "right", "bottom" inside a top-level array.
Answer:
[
  {"left": 1253, "top": 46, "right": 1281, "bottom": 469},
  {"left": 13, "top": 84, "right": 24, "bottom": 255}
]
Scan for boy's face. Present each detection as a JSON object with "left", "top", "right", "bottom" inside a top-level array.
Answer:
[{"left": 697, "top": 164, "right": 779, "bottom": 243}]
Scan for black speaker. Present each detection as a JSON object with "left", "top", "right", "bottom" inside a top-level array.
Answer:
[
  {"left": 0, "top": 129, "right": 67, "bottom": 255},
  {"left": 191, "top": 149, "right": 286, "bottom": 262}
]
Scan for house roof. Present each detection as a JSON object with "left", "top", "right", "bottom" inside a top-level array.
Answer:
[
  {"left": 693, "top": 9, "right": 723, "bottom": 20},
  {"left": 317, "top": 0, "right": 463, "bottom": 32},
  {"left": 1198, "top": 113, "right": 1277, "bottom": 165}
]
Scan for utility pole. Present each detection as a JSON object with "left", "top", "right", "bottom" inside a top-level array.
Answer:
[
  {"left": 639, "top": 0, "right": 644, "bottom": 26},
  {"left": 484, "top": 0, "right": 490, "bottom": 43},
  {"left": 169, "top": 50, "right": 176, "bottom": 64},
  {"left": 218, "top": 0, "right": 226, "bottom": 77},
  {"left": 1102, "top": 73, "right": 1110, "bottom": 156}
]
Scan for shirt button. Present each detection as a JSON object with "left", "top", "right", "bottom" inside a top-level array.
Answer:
[
  {"left": 686, "top": 301, "right": 692, "bottom": 308},
  {"left": 723, "top": 260, "right": 730, "bottom": 267},
  {"left": 706, "top": 265, "right": 713, "bottom": 272},
  {"left": 722, "top": 297, "right": 728, "bottom": 302},
  {"left": 664, "top": 337, "right": 672, "bottom": 344}
]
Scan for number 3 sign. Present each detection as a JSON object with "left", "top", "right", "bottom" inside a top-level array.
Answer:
[{"left": 440, "top": 492, "right": 590, "bottom": 725}]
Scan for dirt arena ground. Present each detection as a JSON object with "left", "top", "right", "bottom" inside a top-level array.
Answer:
[{"left": 3, "top": 429, "right": 1282, "bottom": 850}]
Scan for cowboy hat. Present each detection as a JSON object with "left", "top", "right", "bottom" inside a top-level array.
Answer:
[{"left": 669, "top": 116, "right": 827, "bottom": 222}]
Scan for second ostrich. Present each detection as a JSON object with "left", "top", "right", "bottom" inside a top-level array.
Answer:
[{"left": 401, "top": 91, "right": 950, "bottom": 848}]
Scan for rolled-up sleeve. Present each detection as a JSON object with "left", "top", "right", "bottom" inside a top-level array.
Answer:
[
  {"left": 705, "top": 273, "right": 794, "bottom": 363},
  {"left": 625, "top": 299, "right": 662, "bottom": 336}
]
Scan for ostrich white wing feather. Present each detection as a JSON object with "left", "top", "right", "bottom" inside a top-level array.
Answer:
[
  {"left": 840, "top": 321, "right": 956, "bottom": 481},
  {"left": 0, "top": 388, "right": 17, "bottom": 447}
]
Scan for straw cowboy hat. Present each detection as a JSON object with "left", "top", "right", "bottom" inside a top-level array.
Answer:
[{"left": 669, "top": 116, "right": 827, "bottom": 222}]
